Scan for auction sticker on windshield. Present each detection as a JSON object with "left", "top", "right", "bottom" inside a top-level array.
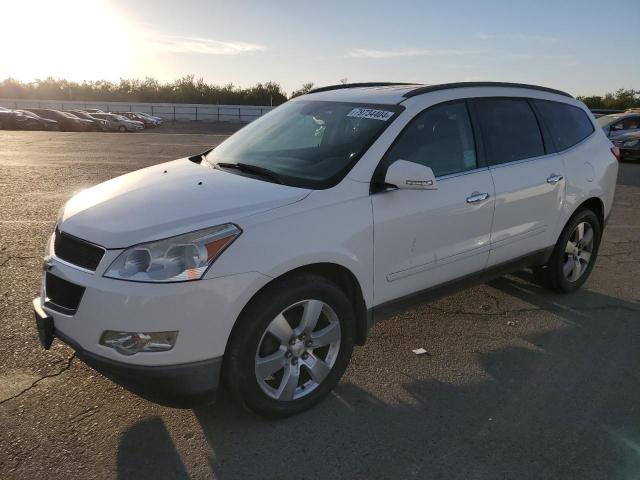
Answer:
[{"left": 347, "top": 108, "right": 395, "bottom": 121}]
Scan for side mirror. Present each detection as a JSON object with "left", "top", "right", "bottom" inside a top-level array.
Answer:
[{"left": 384, "top": 160, "right": 437, "bottom": 190}]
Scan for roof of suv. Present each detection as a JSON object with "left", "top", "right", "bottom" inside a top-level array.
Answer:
[{"left": 303, "top": 81, "right": 573, "bottom": 105}]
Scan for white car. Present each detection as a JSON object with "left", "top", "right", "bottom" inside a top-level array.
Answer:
[
  {"left": 34, "top": 82, "right": 619, "bottom": 417},
  {"left": 89, "top": 113, "right": 144, "bottom": 132}
]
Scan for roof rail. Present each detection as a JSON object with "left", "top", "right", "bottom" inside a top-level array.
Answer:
[
  {"left": 307, "top": 82, "right": 420, "bottom": 94},
  {"left": 403, "top": 82, "right": 573, "bottom": 99}
]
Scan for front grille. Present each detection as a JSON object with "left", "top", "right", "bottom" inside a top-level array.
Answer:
[
  {"left": 45, "top": 273, "right": 85, "bottom": 314},
  {"left": 54, "top": 229, "right": 105, "bottom": 271}
]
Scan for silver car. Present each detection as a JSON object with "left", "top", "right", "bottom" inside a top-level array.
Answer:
[
  {"left": 89, "top": 113, "right": 144, "bottom": 132},
  {"left": 598, "top": 111, "right": 640, "bottom": 138}
]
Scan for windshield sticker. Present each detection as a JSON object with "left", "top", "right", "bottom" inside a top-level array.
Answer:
[{"left": 347, "top": 108, "right": 395, "bottom": 121}]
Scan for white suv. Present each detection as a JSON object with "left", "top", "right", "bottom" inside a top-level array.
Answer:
[{"left": 33, "top": 82, "right": 619, "bottom": 417}]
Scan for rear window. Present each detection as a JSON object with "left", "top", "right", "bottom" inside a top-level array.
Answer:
[
  {"left": 475, "top": 99, "right": 545, "bottom": 165},
  {"left": 533, "top": 100, "right": 594, "bottom": 151}
]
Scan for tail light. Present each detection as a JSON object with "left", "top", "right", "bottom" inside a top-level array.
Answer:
[{"left": 610, "top": 145, "right": 621, "bottom": 162}]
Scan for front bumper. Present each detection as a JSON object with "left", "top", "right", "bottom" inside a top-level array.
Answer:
[
  {"left": 33, "top": 240, "right": 271, "bottom": 404},
  {"left": 38, "top": 246, "right": 268, "bottom": 364},
  {"left": 34, "top": 298, "right": 222, "bottom": 406}
]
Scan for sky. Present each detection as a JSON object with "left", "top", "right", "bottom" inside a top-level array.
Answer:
[{"left": 1, "top": 0, "right": 638, "bottom": 96}]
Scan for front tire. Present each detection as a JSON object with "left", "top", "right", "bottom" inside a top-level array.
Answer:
[
  {"left": 118, "top": 125, "right": 126, "bottom": 132},
  {"left": 533, "top": 208, "right": 601, "bottom": 293},
  {"left": 224, "top": 274, "right": 355, "bottom": 418}
]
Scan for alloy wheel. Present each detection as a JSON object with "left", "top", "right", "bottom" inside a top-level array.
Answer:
[
  {"left": 255, "top": 299, "right": 341, "bottom": 401},
  {"left": 563, "top": 221, "right": 594, "bottom": 282}
]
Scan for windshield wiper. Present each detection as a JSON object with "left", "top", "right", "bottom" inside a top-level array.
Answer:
[{"left": 216, "top": 162, "right": 284, "bottom": 184}]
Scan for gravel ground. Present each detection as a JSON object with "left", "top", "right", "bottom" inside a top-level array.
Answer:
[{"left": 0, "top": 130, "right": 639, "bottom": 480}]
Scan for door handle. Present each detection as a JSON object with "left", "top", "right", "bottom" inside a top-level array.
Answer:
[
  {"left": 547, "top": 174, "right": 564, "bottom": 184},
  {"left": 466, "top": 192, "right": 490, "bottom": 203}
]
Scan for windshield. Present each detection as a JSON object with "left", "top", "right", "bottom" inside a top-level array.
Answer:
[
  {"left": 206, "top": 100, "right": 402, "bottom": 189},
  {"left": 63, "top": 112, "right": 79, "bottom": 119},
  {"left": 597, "top": 115, "right": 621, "bottom": 127}
]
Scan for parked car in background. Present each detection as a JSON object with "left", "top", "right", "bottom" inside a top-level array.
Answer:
[
  {"left": 15, "top": 109, "right": 61, "bottom": 131},
  {"left": 590, "top": 108, "right": 625, "bottom": 118},
  {"left": 25, "top": 109, "right": 95, "bottom": 132},
  {"left": 598, "top": 111, "right": 640, "bottom": 138},
  {"left": 611, "top": 131, "right": 640, "bottom": 161},
  {"left": 0, "top": 106, "right": 12, "bottom": 128},
  {"left": 89, "top": 113, "right": 144, "bottom": 132},
  {"left": 83, "top": 108, "right": 105, "bottom": 114},
  {"left": 34, "top": 82, "right": 618, "bottom": 417},
  {"left": 117, "top": 112, "right": 156, "bottom": 127},
  {"left": 70, "top": 110, "right": 109, "bottom": 131},
  {"left": 0, "top": 106, "right": 31, "bottom": 130},
  {"left": 137, "top": 111, "right": 163, "bottom": 125}
]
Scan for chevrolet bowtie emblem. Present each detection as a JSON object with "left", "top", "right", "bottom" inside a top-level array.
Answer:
[{"left": 43, "top": 257, "right": 54, "bottom": 272}]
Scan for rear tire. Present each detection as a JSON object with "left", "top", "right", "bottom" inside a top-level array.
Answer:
[
  {"left": 224, "top": 274, "right": 355, "bottom": 418},
  {"left": 533, "top": 208, "right": 601, "bottom": 293},
  {"left": 118, "top": 125, "right": 126, "bottom": 132}
]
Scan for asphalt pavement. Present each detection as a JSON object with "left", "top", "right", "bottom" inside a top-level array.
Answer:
[{"left": 1, "top": 130, "right": 639, "bottom": 479}]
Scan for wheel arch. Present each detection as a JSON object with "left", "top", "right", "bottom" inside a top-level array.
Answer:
[
  {"left": 571, "top": 196, "right": 605, "bottom": 230},
  {"left": 552, "top": 195, "right": 605, "bottom": 251},
  {"left": 228, "top": 262, "right": 370, "bottom": 352}
]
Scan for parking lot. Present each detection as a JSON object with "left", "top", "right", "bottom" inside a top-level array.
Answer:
[{"left": 1, "top": 129, "right": 639, "bottom": 479}]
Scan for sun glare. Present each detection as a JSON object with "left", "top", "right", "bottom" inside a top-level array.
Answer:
[{"left": 0, "top": 0, "right": 131, "bottom": 82}]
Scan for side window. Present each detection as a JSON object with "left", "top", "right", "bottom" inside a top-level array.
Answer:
[
  {"left": 611, "top": 121, "right": 624, "bottom": 131},
  {"left": 383, "top": 102, "right": 477, "bottom": 177},
  {"left": 623, "top": 117, "right": 640, "bottom": 130},
  {"left": 475, "top": 99, "right": 545, "bottom": 165},
  {"left": 533, "top": 100, "right": 595, "bottom": 151}
]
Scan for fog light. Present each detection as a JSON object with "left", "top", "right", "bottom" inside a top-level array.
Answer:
[{"left": 99, "top": 330, "right": 178, "bottom": 356}]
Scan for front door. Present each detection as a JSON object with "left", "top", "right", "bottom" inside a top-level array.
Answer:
[{"left": 371, "top": 101, "right": 495, "bottom": 306}]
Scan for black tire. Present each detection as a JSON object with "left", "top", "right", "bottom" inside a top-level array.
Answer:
[
  {"left": 118, "top": 125, "right": 126, "bottom": 132},
  {"left": 533, "top": 208, "right": 601, "bottom": 293},
  {"left": 224, "top": 274, "right": 355, "bottom": 418}
]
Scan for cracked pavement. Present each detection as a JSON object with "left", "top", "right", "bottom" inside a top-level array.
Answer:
[{"left": 1, "top": 130, "right": 639, "bottom": 479}]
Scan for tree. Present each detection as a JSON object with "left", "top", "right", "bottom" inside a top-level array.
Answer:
[
  {"left": 290, "top": 82, "right": 315, "bottom": 98},
  {"left": 0, "top": 76, "right": 290, "bottom": 106},
  {"left": 578, "top": 88, "right": 640, "bottom": 110}
]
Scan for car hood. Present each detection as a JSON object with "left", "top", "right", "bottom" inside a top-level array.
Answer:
[{"left": 59, "top": 158, "right": 311, "bottom": 248}]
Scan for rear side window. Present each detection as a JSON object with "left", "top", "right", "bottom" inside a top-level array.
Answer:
[
  {"left": 383, "top": 101, "right": 477, "bottom": 177},
  {"left": 475, "top": 99, "right": 545, "bottom": 165},
  {"left": 622, "top": 116, "right": 640, "bottom": 129},
  {"left": 533, "top": 100, "right": 595, "bottom": 151}
]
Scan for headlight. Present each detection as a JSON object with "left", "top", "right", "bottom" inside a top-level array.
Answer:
[
  {"left": 104, "top": 224, "right": 241, "bottom": 282},
  {"left": 623, "top": 139, "right": 639, "bottom": 148}
]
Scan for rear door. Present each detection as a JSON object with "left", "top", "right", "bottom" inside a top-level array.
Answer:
[
  {"left": 371, "top": 100, "right": 495, "bottom": 305},
  {"left": 472, "top": 98, "right": 565, "bottom": 267}
]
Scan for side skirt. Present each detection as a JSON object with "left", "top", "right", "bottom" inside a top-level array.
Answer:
[{"left": 368, "top": 247, "right": 553, "bottom": 325}]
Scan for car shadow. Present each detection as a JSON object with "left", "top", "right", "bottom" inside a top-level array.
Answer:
[
  {"left": 117, "top": 416, "right": 190, "bottom": 479},
  {"left": 117, "top": 272, "right": 640, "bottom": 480}
]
